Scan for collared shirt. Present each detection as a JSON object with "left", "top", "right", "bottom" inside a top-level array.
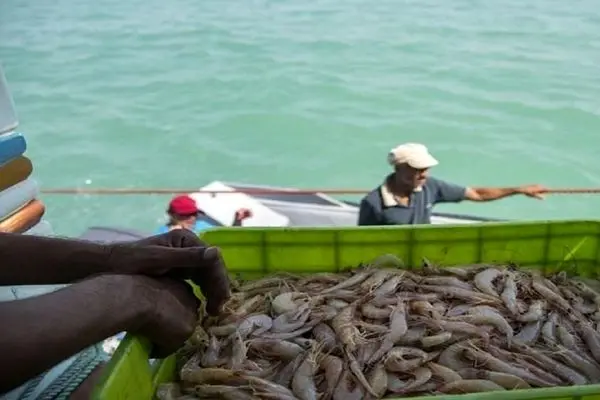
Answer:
[{"left": 357, "top": 175, "right": 467, "bottom": 225}]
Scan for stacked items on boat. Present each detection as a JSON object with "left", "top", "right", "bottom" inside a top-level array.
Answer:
[{"left": 0, "top": 131, "right": 51, "bottom": 234}]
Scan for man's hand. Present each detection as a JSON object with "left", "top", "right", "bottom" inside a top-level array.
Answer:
[
  {"left": 109, "top": 230, "right": 231, "bottom": 315},
  {"left": 235, "top": 208, "right": 253, "bottom": 221},
  {"left": 519, "top": 184, "right": 548, "bottom": 200},
  {"left": 127, "top": 275, "right": 200, "bottom": 357}
]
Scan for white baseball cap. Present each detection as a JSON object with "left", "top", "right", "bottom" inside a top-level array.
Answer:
[{"left": 387, "top": 143, "right": 439, "bottom": 169}]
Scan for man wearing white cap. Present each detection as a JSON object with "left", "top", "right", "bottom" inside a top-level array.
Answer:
[{"left": 358, "top": 143, "right": 547, "bottom": 226}]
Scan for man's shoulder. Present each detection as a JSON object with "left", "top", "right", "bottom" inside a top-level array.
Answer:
[
  {"left": 362, "top": 186, "right": 382, "bottom": 203},
  {"left": 425, "top": 176, "right": 448, "bottom": 189}
]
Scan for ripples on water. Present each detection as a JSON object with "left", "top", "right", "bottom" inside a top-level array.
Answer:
[{"left": 1, "top": 0, "right": 599, "bottom": 234}]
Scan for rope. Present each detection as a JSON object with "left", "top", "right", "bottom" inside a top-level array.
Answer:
[
  {"left": 40, "top": 188, "right": 369, "bottom": 195},
  {"left": 38, "top": 187, "right": 600, "bottom": 195}
]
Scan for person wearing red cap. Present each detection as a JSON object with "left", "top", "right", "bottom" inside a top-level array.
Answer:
[{"left": 155, "top": 195, "right": 253, "bottom": 235}]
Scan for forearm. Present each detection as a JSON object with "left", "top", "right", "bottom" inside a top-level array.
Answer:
[
  {"left": 232, "top": 218, "right": 243, "bottom": 227},
  {"left": 0, "top": 275, "right": 142, "bottom": 393},
  {"left": 0, "top": 233, "right": 199, "bottom": 285},
  {"left": 470, "top": 187, "right": 522, "bottom": 201},
  {"left": 0, "top": 233, "right": 112, "bottom": 285}
]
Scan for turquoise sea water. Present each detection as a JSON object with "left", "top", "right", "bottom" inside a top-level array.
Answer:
[{"left": 1, "top": 0, "right": 600, "bottom": 235}]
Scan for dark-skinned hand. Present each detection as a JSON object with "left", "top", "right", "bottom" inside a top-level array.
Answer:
[{"left": 107, "top": 230, "right": 230, "bottom": 315}]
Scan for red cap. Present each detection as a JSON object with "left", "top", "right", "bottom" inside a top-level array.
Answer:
[{"left": 168, "top": 195, "right": 200, "bottom": 216}]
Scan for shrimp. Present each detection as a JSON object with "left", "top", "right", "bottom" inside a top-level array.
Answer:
[
  {"left": 291, "top": 347, "right": 320, "bottom": 400},
  {"left": 428, "top": 362, "right": 462, "bottom": 384},
  {"left": 367, "top": 300, "right": 407, "bottom": 364},
  {"left": 531, "top": 277, "right": 573, "bottom": 314},
  {"left": 501, "top": 271, "right": 519, "bottom": 315},
  {"left": 238, "top": 276, "right": 293, "bottom": 292},
  {"left": 446, "top": 304, "right": 471, "bottom": 317},
  {"left": 208, "top": 322, "right": 239, "bottom": 337},
  {"left": 321, "top": 269, "right": 373, "bottom": 294},
  {"left": 421, "top": 331, "right": 453, "bottom": 348},
  {"left": 416, "top": 316, "right": 490, "bottom": 342},
  {"left": 458, "top": 369, "right": 530, "bottom": 390},
  {"left": 228, "top": 332, "right": 247, "bottom": 369},
  {"left": 414, "top": 284, "right": 500, "bottom": 304},
  {"left": 474, "top": 268, "right": 504, "bottom": 297},
  {"left": 393, "top": 366, "right": 432, "bottom": 394},
  {"left": 272, "top": 353, "right": 304, "bottom": 388},
  {"left": 238, "top": 314, "right": 273, "bottom": 338},
  {"left": 551, "top": 344, "right": 600, "bottom": 382},
  {"left": 313, "top": 323, "right": 337, "bottom": 353},
  {"left": 319, "top": 354, "right": 344, "bottom": 400},
  {"left": 360, "top": 269, "right": 394, "bottom": 293},
  {"left": 517, "top": 300, "right": 546, "bottom": 322},
  {"left": 571, "top": 279, "right": 600, "bottom": 307},
  {"left": 360, "top": 303, "right": 391, "bottom": 319},
  {"left": 439, "top": 379, "right": 506, "bottom": 393},
  {"left": 272, "top": 292, "right": 308, "bottom": 315},
  {"left": 421, "top": 276, "right": 473, "bottom": 291},
  {"left": 246, "top": 339, "right": 304, "bottom": 361},
  {"left": 357, "top": 341, "right": 380, "bottom": 366},
  {"left": 459, "top": 308, "right": 513, "bottom": 345},
  {"left": 331, "top": 301, "right": 362, "bottom": 352},
  {"left": 245, "top": 375, "right": 298, "bottom": 399},
  {"left": 576, "top": 321, "right": 600, "bottom": 364},
  {"left": 396, "top": 327, "right": 427, "bottom": 345},
  {"left": 327, "top": 299, "right": 350, "bottom": 310},
  {"left": 344, "top": 347, "right": 379, "bottom": 397},
  {"left": 514, "top": 320, "right": 542, "bottom": 345},
  {"left": 259, "top": 321, "right": 319, "bottom": 340},
  {"left": 514, "top": 342, "right": 589, "bottom": 385},
  {"left": 366, "top": 364, "right": 388, "bottom": 399},
  {"left": 438, "top": 341, "right": 472, "bottom": 371},
  {"left": 181, "top": 366, "right": 245, "bottom": 385},
  {"left": 333, "top": 369, "right": 364, "bottom": 400},
  {"left": 187, "top": 325, "right": 209, "bottom": 347},
  {"left": 272, "top": 305, "right": 311, "bottom": 333},
  {"left": 465, "top": 346, "right": 571, "bottom": 386},
  {"left": 557, "top": 324, "right": 579, "bottom": 350},
  {"left": 201, "top": 335, "right": 222, "bottom": 367},
  {"left": 155, "top": 383, "right": 181, "bottom": 400},
  {"left": 384, "top": 347, "right": 429, "bottom": 373},
  {"left": 221, "top": 294, "right": 266, "bottom": 323},
  {"left": 372, "top": 274, "right": 403, "bottom": 298},
  {"left": 410, "top": 300, "right": 442, "bottom": 319},
  {"left": 193, "top": 385, "right": 254, "bottom": 400}
]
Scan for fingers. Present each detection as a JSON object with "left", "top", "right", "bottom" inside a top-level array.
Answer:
[
  {"left": 167, "top": 230, "right": 207, "bottom": 248},
  {"left": 133, "top": 230, "right": 207, "bottom": 248},
  {"left": 134, "top": 277, "right": 199, "bottom": 359},
  {"left": 194, "top": 247, "right": 231, "bottom": 316}
]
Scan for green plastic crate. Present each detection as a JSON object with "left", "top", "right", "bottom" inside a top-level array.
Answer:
[{"left": 92, "top": 221, "right": 600, "bottom": 400}]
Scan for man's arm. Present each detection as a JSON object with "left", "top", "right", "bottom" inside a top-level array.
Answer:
[
  {"left": 358, "top": 199, "right": 381, "bottom": 226},
  {"left": 232, "top": 217, "right": 243, "bottom": 227},
  {"left": 0, "top": 233, "right": 205, "bottom": 286},
  {"left": 0, "top": 233, "right": 112, "bottom": 285},
  {"left": 465, "top": 187, "right": 524, "bottom": 202},
  {"left": 431, "top": 178, "right": 546, "bottom": 203},
  {"left": 0, "top": 275, "right": 143, "bottom": 393}
]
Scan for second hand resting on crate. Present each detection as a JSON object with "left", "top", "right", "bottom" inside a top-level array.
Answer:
[{"left": 0, "top": 230, "right": 231, "bottom": 399}]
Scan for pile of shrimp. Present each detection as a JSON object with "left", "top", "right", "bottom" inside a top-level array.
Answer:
[{"left": 156, "top": 255, "right": 600, "bottom": 400}]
